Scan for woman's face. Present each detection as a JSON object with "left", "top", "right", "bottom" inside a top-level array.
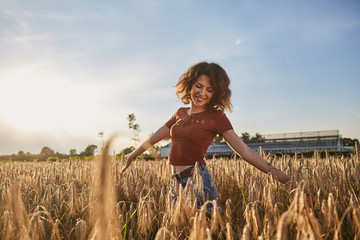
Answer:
[{"left": 190, "top": 75, "right": 214, "bottom": 111}]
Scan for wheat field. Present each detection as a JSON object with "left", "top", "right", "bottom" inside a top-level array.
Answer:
[{"left": 0, "top": 143, "right": 359, "bottom": 239}]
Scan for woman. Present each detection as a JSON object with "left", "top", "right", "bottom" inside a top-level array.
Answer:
[{"left": 121, "top": 62, "right": 290, "bottom": 211}]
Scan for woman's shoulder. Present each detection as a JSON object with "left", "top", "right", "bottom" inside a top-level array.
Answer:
[{"left": 179, "top": 107, "right": 190, "bottom": 112}]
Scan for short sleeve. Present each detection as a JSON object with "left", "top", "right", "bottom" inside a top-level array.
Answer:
[
  {"left": 215, "top": 111, "right": 233, "bottom": 134},
  {"left": 165, "top": 109, "right": 179, "bottom": 129}
]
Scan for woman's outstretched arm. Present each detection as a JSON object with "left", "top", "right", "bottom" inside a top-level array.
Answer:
[
  {"left": 121, "top": 124, "right": 170, "bottom": 173},
  {"left": 222, "top": 129, "right": 290, "bottom": 185}
]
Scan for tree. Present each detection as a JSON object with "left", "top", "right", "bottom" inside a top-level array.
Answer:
[
  {"left": 119, "top": 146, "right": 135, "bottom": 156},
  {"left": 251, "top": 132, "right": 265, "bottom": 143},
  {"left": 98, "top": 131, "right": 104, "bottom": 149},
  {"left": 241, "top": 132, "right": 251, "bottom": 142},
  {"left": 128, "top": 113, "right": 141, "bottom": 147},
  {"left": 145, "top": 132, "right": 162, "bottom": 159},
  {"left": 80, "top": 145, "right": 97, "bottom": 157},
  {"left": 14, "top": 150, "right": 29, "bottom": 161},
  {"left": 342, "top": 138, "right": 360, "bottom": 147},
  {"left": 39, "top": 146, "right": 55, "bottom": 161},
  {"left": 69, "top": 149, "right": 77, "bottom": 156},
  {"left": 148, "top": 144, "right": 161, "bottom": 159}
]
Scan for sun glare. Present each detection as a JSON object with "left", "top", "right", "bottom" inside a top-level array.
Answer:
[{"left": 0, "top": 69, "right": 101, "bottom": 132}]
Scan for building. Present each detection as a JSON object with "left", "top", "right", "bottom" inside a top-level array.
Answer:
[{"left": 160, "top": 130, "right": 347, "bottom": 157}]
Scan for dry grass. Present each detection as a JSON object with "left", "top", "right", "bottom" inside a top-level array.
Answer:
[{"left": 0, "top": 145, "right": 359, "bottom": 239}]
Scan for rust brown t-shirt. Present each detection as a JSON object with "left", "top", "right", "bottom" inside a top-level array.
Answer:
[{"left": 165, "top": 107, "right": 233, "bottom": 165}]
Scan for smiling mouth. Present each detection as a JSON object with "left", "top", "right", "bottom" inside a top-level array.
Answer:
[{"left": 196, "top": 95, "right": 206, "bottom": 101}]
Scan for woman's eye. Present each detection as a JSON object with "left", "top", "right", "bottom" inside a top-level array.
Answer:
[{"left": 207, "top": 89, "right": 213, "bottom": 93}]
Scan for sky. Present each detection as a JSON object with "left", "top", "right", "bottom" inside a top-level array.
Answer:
[{"left": 0, "top": 0, "right": 359, "bottom": 155}]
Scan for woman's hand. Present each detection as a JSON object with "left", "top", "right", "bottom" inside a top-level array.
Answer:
[
  {"left": 269, "top": 166, "right": 291, "bottom": 185},
  {"left": 223, "top": 129, "right": 291, "bottom": 185},
  {"left": 120, "top": 125, "right": 170, "bottom": 174},
  {"left": 121, "top": 153, "right": 136, "bottom": 173}
]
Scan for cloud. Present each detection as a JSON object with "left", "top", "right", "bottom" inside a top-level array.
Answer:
[
  {"left": 13, "top": 33, "right": 52, "bottom": 43},
  {"left": 348, "top": 109, "right": 360, "bottom": 121},
  {"left": 0, "top": 9, "right": 33, "bottom": 36}
]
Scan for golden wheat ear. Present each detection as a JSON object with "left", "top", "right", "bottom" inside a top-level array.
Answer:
[{"left": 89, "top": 133, "right": 118, "bottom": 240}]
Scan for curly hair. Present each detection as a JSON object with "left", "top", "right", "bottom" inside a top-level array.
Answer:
[{"left": 176, "top": 62, "right": 232, "bottom": 112}]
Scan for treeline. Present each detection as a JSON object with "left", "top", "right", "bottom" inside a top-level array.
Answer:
[
  {"left": 0, "top": 144, "right": 99, "bottom": 162},
  {"left": 342, "top": 137, "right": 360, "bottom": 147},
  {"left": 118, "top": 144, "right": 162, "bottom": 160},
  {"left": 0, "top": 113, "right": 162, "bottom": 162},
  {"left": 214, "top": 132, "right": 266, "bottom": 143},
  {"left": 1, "top": 131, "right": 358, "bottom": 162},
  {"left": 0, "top": 144, "right": 162, "bottom": 162}
]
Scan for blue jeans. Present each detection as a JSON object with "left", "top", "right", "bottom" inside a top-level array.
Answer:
[{"left": 170, "top": 165, "right": 219, "bottom": 212}]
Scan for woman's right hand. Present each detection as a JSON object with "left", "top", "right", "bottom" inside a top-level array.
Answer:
[
  {"left": 120, "top": 125, "right": 170, "bottom": 174},
  {"left": 121, "top": 153, "right": 135, "bottom": 173}
]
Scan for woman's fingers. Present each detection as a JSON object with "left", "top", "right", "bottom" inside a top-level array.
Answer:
[{"left": 121, "top": 154, "right": 132, "bottom": 173}]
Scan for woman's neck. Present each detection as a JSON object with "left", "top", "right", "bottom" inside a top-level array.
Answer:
[{"left": 188, "top": 105, "right": 206, "bottom": 115}]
